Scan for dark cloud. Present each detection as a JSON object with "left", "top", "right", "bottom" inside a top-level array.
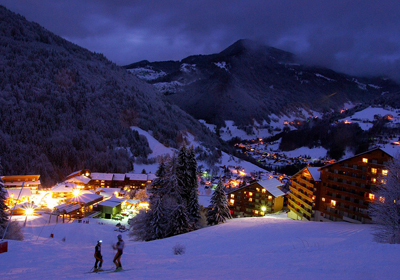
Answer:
[{"left": 1, "top": 0, "right": 400, "bottom": 80}]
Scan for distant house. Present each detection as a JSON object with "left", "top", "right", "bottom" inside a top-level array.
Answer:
[
  {"left": 228, "top": 179, "right": 285, "bottom": 217},
  {"left": 66, "top": 193, "right": 103, "bottom": 218},
  {"left": 5, "top": 188, "right": 33, "bottom": 207},
  {"left": 96, "top": 196, "right": 123, "bottom": 219},
  {"left": 1, "top": 175, "right": 41, "bottom": 194}
]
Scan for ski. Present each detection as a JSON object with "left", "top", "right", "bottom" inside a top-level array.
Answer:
[
  {"left": 102, "top": 268, "right": 134, "bottom": 274},
  {"left": 84, "top": 268, "right": 114, "bottom": 274}
]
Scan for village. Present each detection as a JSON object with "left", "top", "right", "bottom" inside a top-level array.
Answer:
[{"left": 3, "top": 142, "right": 400, "bottom": 228}]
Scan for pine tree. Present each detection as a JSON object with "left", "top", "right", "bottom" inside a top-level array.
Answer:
[
  {"left": 0, "top": 177, "right": 8, "bottom": 231},
  {"left": 176, "top": 146, "right": 190, "bottom": 202},
  {"left": 369, "top": 156, "right": 400, "bottom": 243},
  {"left": 187, "top": 146, "right": 200, "bottom": 227},
  {"left": 168, "top": 204, "right": 190, "bottom": 236},
  {"left": 150, "top": 195, "right": 166, "bottom": 240},
  {"left": 207, "top": 178, "right": 232, "bottom": 226}
]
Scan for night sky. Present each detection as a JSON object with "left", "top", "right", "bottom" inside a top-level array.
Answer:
[{"left": 1, "top": 0, "right": 400, "bottom": 80}]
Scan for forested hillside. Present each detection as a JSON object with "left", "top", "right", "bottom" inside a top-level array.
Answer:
[{"left": 0, "top": 6, "right": 220, "bottom": 186}]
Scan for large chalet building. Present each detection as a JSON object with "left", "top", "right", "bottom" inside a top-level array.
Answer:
[
  {"left": 228, "top": 178, "right": 285, "bottom": 217},
  {"left": 65, "top": 169, "right": 156, "bottom": 191},
  {"left": 288, "top": 167, "right": 321, "bottom": 221},
  {"left": 288, "top": 147, "right": 395, "bottom": 224}
]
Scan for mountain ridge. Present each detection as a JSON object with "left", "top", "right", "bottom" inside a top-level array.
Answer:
[{"left": 125, "top": 39, "right": 400, "bottom": 127}]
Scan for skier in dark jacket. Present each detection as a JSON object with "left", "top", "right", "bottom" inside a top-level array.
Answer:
[
  {"left": 113, "top": 234, "right": 125, "bottom": 271},
  {"left": 94, "top": 240, "right": 103, "bottom": 271}
]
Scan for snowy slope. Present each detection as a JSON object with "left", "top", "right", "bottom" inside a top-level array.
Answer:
[{"left": 2, "top": 214, "right": 400, "bottom": 279}]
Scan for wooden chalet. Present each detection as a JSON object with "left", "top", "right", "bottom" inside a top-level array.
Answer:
[
  {"left": 1, "top": 175, "right": 41, "bottom": 194},
  {"left": 228, "top": 179, "right": 285, "bottom": 217}
]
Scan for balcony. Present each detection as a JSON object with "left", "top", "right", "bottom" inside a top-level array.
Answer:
[
  {"left": 291, "top": 181, "right": 313, "bottom": 196},
  {"left": 289, "top": 186, "right": 313, "bottom": 203},
  {"left": 288, "top": 202, "right": 311, "bottom": 219},
  {"left": 296, "top": 176, "right": 315, "bottom": 189}
]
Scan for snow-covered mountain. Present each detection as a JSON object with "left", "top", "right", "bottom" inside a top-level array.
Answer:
[{"left": 125, "top": 39, "right": 400, "bottom": 128}]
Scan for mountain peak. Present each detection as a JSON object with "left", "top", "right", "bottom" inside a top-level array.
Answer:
[{"left": 219, "top": 39, "right": 294, "bottom": 62}]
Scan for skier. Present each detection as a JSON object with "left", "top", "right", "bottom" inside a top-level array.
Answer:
[
  {"left": 113, "top": 234, "right": 124, "bottom": 271},
  {"left": 94, "top": 240, "right": 103, "bottom": 272}
]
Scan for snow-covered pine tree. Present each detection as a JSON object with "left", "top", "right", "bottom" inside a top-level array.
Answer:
[
  {"left": 128, "top": 209, "right": 153, "bottom": 241},
  {"left": 207, "top": 178, "right": 232, "bottom": 226},
  {"left": 187, "top": 146, "right": 200, "bottom": 228},
  {"left": 176, "top": 146, "right": 190, "bottom": 203},
  {"left": 150, "top": 195, "right": 166, "bottom": 240},
  {"left": 0, "top": 177, "right": 8, "bottom": 231},
  {"left": 168, "top": 204, "right": 190, "bottom": 236},
  {"left": 369, "top": 155, "right": 400, "bottom": 243}
]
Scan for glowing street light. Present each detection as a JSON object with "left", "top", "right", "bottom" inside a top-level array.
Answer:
[
  {"left": 24, "top": 207, "right": 34, "bottom": 216},
  {"left": 261, "top": 206, "right": 267, "bottom": 212},
  {"left": 72, "top": 189, "right": 81, "bottom": 197}
]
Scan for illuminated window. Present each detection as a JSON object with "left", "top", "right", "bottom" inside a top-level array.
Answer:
[
  {"left": 254, "top": 210, "right": 259, "bottom": 215},
  {"left": 230, "top": 194, "right": 235, "bottom": 198},
  {"left": 382, "top": 170, "right": 388, "bottom": 176},
  {"left": 379, "top": 197, "right": 385, "bottom": 203},
  {"left": 230, "top": 199, "right": 235, "bottom": 205},
  {"left": 322, "top": 197, "right": 325, "bottom": 202},
  {"left": 262, "top": 189, "right": 266, "bottom": 193},
  {"left": 372, "top": 178, "right": 376, "bottom": 183},
  {"left": 362, "top": 158, "right": 368, "bottom": 163},
  {"left": 256, "top": 188, "right": 260, "bottom": 192},
  {"left": 369, "top": 193, "right": 375, "bottom": 200},
  {"left": 249, "top": 198, "right": 253, "bottom": 202},
  {"left": 331, "top": 200, "right": 336, "bottom": 207},
  {"left": 260, "top": 212, "right": 265, "bottom": 216},
  {"left": 249, "top": 192, "right": 253, "bottom": 196},
  {"left": 371, "top": 168, "right": 377, "bottom": 174},
  {"left": 268, "top": 195, "right": 272, "bottom": 200}
]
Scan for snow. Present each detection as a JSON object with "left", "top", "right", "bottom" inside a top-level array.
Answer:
[
  {"left": 315, "top": 73, "right": 335, "bottom": 82},
  {"left": 131, "top": 127, "right": 175, "bottom": 159},
  {"left": 127, "top": 67, "right": 166, "bottom": 81},
  {"left": 180, "top": 63, "right": 196, "bottom": 73},
  {"left": 153, "top": 81, "right": 184, "bottom": 94},
  {"left": 214, "top": 61, "right": 228, "bottom": 71},
  {"left": 2, "top": 213, "right": 400, "bottom": 279},
  {"left": 282, "top": 146, "right": 328, "bottom": 159}
]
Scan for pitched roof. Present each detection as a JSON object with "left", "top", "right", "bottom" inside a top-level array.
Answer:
[
  {"left": 5, "top": 188, "right": 32, "bottom": 198},
  {"left": 307, "top": 167, "right": 321, "bottom": 181},
  {"left": 113, "top": 173, "right": 126, "bottom": 181},
  {"left": 126, "top": 173, "right": 148, "bottom": 181},
  {"left": 51, "top": 182, "right": 76, "bottom": 193},
  {"left": 67, "top": 193, "right": 103, "bottom": 205},
  {"left": 65, "top": 175, "right": 91, "bottom": 184},
  {"left": 319, "top": 147, "right": 394, "bottom": 170},
  {"left": 91, "top": 173, "right": 114, "bottom": 181},
  {"left": 257, "top": 179, "right": 286, "bottom": 197}
]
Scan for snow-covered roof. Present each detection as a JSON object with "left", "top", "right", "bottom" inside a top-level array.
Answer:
[
  {"left": 90, "top": 173, "right": 114, "bottom": 181},
  {"left": 51, "top": 183, "right": 76, "bottom": 193},
  {"left": 125, "top": 199, "right": 140, "bottom": 204},
  {"left": 65, "top": 175, "right": 91, "bottom": 184},
  {"left": 97, "top": 199, "right": 122, "bottom": 208},
  {"left": 257, "top": 179, "right": 285, "bottom": 197},
  {"left": 307, "top": 167, "right": 321, "bottom": 181},
  {"left": 97, "top": 187, "right": 120, "bottom": 194},
  {"left": 147, "top": 174, "right": 157, "bottom": 181},
  {"left": 6, "top": 188, "right": 32, "bottom": 198},
  {"left": 3, "top": 180, "right": 41, "bottom": 186},
  {"left": 54, "top": 203, "right": 80, "bottom": 214},
  {"left": 113, "top": 174, "right": 126, "bottom": 181},
  {"left": 126, "top": 173, "right": 148, "bottom": 181},
  {"left": 67, "top": 194, "right": 103, "bottom": 205}
]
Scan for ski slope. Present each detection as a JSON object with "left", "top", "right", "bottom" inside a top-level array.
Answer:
[{"left": 1, "top": 214, "right": 400, "bottom": 279}]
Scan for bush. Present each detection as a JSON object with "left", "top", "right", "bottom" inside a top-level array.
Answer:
[
  {"left": 173, "top": 243, "right": 186, "bottom": 255},
  {"left": 0, "top": 221, "right": 24, "bottom": 240}
]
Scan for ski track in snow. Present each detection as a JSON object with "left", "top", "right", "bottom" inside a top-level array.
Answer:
[{"left": 2, "top": 214, "right": 400, "bottom": 279}]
